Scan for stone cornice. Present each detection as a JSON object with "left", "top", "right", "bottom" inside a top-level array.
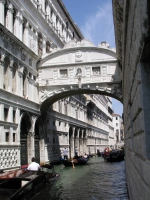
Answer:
[{"left": 112, "top": 0, "right": 124, "bottom": 65}]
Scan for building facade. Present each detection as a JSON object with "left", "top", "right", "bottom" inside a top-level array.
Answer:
[
  {"left": 112, "top": 113, "right": 124, "bottom": 147},
  {"left": 0, "top": 0, "right": 114, "bottom": 170}
]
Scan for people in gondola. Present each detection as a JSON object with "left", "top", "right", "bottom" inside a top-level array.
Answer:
[
  {"left": 63, "top": 147, "right": 68, "bottom": 160},
  {"left": 83, "top": 153, "right": 88, "bottom": 158},
  {"left": 27, "top": 157, "right": 40, "bottom": 171}
]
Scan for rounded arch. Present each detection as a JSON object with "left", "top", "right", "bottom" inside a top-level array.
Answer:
[
  {"left": 19, "top": 112, "right": 31, "bottom": 166},
  {"left": 40, "top": 88, "right": 123, "bottom": 114}
]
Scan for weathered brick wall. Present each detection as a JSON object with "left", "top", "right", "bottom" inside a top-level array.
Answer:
[{"left": 123, "top": 0, "right": 150, "bottom": 199}]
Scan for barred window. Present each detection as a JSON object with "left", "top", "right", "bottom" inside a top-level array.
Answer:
[
  {"left": 92, "top": 67, "right": 100, "bottom": 75},
  {"left": 60, "top": 69, "right": 68, "bottom": 77}
]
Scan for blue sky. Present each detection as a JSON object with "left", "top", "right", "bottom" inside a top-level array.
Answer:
[{"left": 62, "top": 0, "right": 123, "bottom": 116}]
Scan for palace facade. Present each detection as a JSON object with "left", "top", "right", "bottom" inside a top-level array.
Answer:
[{"left": 0, "top": 0, "right": 114, "bottom": 169}]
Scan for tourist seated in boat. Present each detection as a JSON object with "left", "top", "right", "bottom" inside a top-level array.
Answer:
[
  {"left": 84, "top": 153, "right": 88, "bottom": 158},
  {"left": 27, "top": 157, "right": 41, "bottom": 171}
]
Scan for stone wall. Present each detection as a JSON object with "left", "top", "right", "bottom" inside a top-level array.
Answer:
[{"left": 121, "top": 0, "right": 150, "bottom": 199}]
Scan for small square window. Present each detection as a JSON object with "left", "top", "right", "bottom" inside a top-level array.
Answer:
[
  {"left": 92, "top": 67, "right": 100, "bottom": 75},
  {"left": 60, "top": 69, "right": 68, "bottom": 78},
  {"left": 6, "top": 132, "right": 9, "bottom": 142},
  {"left": 13, "top": 133, "right": 16, "bottom": 142}
]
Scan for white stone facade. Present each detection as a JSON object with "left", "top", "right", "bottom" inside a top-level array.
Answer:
[
  {"left": 0, "top": 0, "right": 115, "bottom": 170},
  {"left": 112, "top": 113, "right": 124, "bottom": 145}
]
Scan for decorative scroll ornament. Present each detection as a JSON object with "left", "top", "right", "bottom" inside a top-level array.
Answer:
[{"left": 40, "top": 88, "right": 67, "bottom": 103}]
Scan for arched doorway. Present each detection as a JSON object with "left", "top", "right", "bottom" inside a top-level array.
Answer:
[{"left": 20, "top": 114, "right": 31, "bottom": 165}]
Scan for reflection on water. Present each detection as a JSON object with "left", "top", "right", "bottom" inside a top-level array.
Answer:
[{"left": 38, "top": 156, "right": 129, "bottom": 200}]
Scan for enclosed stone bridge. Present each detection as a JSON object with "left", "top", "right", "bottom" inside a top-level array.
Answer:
[{"left": 38, "top": 40, "right": 122, "bottom": 112}]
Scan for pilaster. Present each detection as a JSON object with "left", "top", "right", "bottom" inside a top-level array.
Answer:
[
  {"left": 8, "top": 59, "right": 14, "bottom": 92},
  {"left": 0, "top": 59, "right": 4, "bottom": 89},
  {"left": 0, "top": 103, "right": 4, "bottom": 121},
  {"left": 6, "top": 3, "right": 14, "bottom": 33},
  {"left": 0, "top": 0, "right": 5, "bottom": 25},
  {"left": 8, "top": 106, "right": 13, "bottom": 123}
]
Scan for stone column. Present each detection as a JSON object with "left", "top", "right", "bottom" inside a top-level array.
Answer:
[
  {"left": 79, "top": 129, "right": 84, "bottom": 154},
  {"left": 6, "top": 3, "right": 13, "bottom": 32},
  {"left": 18, "top": 69, "right": 23, "bottom": 97},
  {"left": 8, "top": 59, "right": 14, "bottom": 92},
  {"left": 23, "top": 21, "right": 29, "bottom": 47},
  {"left": 0, "top": 56, "right": 5, "bottom": 89},
  {"left": 0, "top": 0, "right": 5, "bottom": 25},
  {"left": 70, "top": 137, "right": 74, "bottom": 159},
  {"left": 0, "top": 103, "right": 4, "bottom": 121},
  {"left": 8, "top": 106, "right": 13, "bottom": 123},
  {"left": 18, "top": 13, "right": 23, "bottom": 41},
  {"left": 28, "top": 115, "right": 38, "bottom": 161},
  {"left": 74, "top": 128, "right": 79, "bottom": 155},
  {"left": 15, "top": 108, "right": 20, "bottom": 125},
  {"left": 10, "top": 127, "right": 13, "bottom": 142}
]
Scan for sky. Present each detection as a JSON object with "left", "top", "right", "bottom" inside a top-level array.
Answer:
[{"left": 62, "top": 0, "right": 123, "bottom": 116}]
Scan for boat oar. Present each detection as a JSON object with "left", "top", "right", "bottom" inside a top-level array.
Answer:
[{"left": 71, "top": 159, "right": 75, "bottom": 169}]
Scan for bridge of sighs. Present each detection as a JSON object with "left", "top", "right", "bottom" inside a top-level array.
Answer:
[{"left": 38, "top": 39, "right": 122, "bottom": 112}]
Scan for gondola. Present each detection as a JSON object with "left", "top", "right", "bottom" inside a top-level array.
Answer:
[
  {"left": 103, "top": 147, "right": 125, "bottom": 162},
  {"left": 0, "top": 164, "right": 60, "bottom": 200},
  {"left": 61, "top": 156, "right": 89, "bottom": 167}
]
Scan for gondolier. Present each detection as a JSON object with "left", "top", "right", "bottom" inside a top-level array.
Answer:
[
  {"left": 63, "top": 148, "right": 68, "bottom": 160},
  {"left": 75, "top": 146, "right": 78, "bottom": 157}
]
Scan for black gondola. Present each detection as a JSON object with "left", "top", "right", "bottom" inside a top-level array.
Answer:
[
  {"left": 61, "top": 156, "right": 89, "bottom": 167},
  {"left": 103, "top": 148, "right": 125, "bottom": 162},
  {"left": 0, "top": 164, "right": 59, "bottom": 200}
]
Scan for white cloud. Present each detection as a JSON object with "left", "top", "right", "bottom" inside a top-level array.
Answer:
[{"left": 81, "top": 2, "right": 115, "bottom": 48}]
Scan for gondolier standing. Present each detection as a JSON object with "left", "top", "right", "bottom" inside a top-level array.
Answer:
[
  {"left": 75, "top": 146, "right": 78, "bottom": 157},
  {"left": 63, "top": 148, "right": 68, "bottom": 160}
]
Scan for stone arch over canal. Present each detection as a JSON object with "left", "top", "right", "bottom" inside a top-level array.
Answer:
[{"left": 38, "top": 39, "right": 123, "bottom": 113}]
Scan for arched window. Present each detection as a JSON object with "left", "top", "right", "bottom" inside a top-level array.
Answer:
[{"left": 38, "top": 33, "right": 43, "bottom": 57}]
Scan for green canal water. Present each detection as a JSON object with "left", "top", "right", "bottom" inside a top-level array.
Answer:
[{"left": 37, "top": 156, "right": 129, "bottom": 200}]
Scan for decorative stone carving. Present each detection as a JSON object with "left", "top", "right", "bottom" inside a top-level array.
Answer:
[
  {"left": 75, "top": 50, "right": 83, "bottom": 62},
  {"left": 111, "top": 84, "right": 123, "bottom": 99},
  {"left": 40, "top": 88, "right": 67, "bottom": 102},
  {"left": 98, "top": 41, "right": 110, "bottom": 49},
  {"left": 0, "top": 148, "right": 18, "bottom": 168}
]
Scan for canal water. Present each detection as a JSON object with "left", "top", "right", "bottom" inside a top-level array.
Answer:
[{"left": 37, "top": 156, "right": 129, "bottom": 200}]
